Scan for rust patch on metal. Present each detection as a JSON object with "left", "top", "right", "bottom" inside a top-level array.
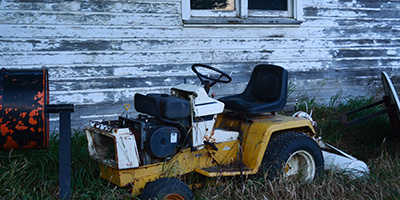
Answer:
[
  {"left": 204, "top": 129, "right": 216, "bottom": 143},
  {"left": 0, "top": 68, "right": 49, "bottom": 150}
]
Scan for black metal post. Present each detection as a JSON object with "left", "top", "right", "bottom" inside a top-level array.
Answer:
[
  {"left": 59, "top": 110, "right": 72, "bottom": 199},
  {"left": 46, "top": 104, "right": 74, "bottom": 200}
]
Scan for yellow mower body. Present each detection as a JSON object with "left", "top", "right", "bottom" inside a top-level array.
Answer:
[{"left": 91, "top": 114, "right": 315, "bottom": 195}]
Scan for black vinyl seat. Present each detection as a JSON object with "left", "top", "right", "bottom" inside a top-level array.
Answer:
[{"left": 219, "top": 64, "right": 288, "bottom": 114}]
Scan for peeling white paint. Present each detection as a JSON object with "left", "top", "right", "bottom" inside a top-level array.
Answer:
[
  {"left": 0, "top": 0, "right": 399, "bottom": 128},
  {"left": 387, "top": 50, "right": 397, "bottom": 56}
]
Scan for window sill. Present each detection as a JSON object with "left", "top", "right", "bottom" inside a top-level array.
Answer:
[{"left": 183, "top": 17, "right": 302, "bottom": 28}]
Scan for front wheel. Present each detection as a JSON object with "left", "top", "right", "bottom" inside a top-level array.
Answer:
[
  {"left": 140, "top": 178, "right": 194, "bottom": 200},
  {"left": 260, "top": 131, "right": 324, "bottom": 181}
]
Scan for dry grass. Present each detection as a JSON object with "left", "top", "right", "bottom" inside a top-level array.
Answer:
[
  {"left": 196, "top": 154, "right": 400, "bottom": 199},
  {"left": 0, "top": 134, "right": 132, "bottom": 199},
  {"left": 196, "top": 95, "right": 400, "bottom": 199},
  {"left": 1, "top": 95, "right": 399, "bottom": 199}
]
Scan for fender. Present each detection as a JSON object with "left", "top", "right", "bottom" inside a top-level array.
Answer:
[{"left": 241, "top": 114, "right": 316, "bottom": 172}]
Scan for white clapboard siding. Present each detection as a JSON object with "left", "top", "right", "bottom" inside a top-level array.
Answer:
[{"left": 0, "top": 0, "right": 399, "bottom": 128}]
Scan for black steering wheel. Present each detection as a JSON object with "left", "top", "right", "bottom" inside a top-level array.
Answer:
[{"left": 191, "top": 64, "right": 232, "bottom": 93}]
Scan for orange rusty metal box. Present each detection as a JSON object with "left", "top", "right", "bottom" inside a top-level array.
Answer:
[{"left": 0, "top": 68, "right": 49, "bottom": 149}]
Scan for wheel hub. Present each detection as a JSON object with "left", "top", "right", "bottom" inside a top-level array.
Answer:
[{"left": 284, "top": 150, "right": 316, "bottom": 181}]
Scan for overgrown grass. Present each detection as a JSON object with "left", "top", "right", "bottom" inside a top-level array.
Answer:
[
  {"left": 1, "top": 96, "right": 399, "bottom": 199},
  {"left": 311, "top": 95, "right": 397, "bottom": 159},
  {"left": 0, "top": 133, "right": 132, "bottom": 199},
  {"left": 197, "top": 95, "right": 400, "bottom": 199},
  {"left": 196, "top": 154, "right": 400, "bottom": 199}
]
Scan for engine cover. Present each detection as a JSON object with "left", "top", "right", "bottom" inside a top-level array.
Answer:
[
  {"left": 147, "top": 126, "right": 181, "bottom": 158},
  {"left": 134, "top": 93, "right": 190, "bottom": 120}
]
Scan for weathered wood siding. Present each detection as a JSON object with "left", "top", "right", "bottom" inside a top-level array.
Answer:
[{"left": 1, "top": 0, "right": 399, "bottom": 128}]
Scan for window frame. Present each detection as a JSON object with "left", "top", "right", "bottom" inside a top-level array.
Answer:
[{"left": 182, "top": 0, "right": 303, "bottom": 26}]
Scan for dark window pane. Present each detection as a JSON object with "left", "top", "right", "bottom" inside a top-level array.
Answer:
[
  {"left": 248, "top": 0, "right": 287, "bottom": 11},
  {"left": 191, "top": 0, "right": 234, "bottom": 10}
]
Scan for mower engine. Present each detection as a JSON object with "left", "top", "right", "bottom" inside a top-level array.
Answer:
[{"left": 85, "top": 84, "right": 227, "bottom": 169}]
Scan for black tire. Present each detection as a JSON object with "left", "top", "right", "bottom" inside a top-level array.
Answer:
[
  {"left": 140, "top": 178, "right": 194, "bottom": 200},
  {"left": 260, "top": 131, "right": 324, "bottom": 180}
]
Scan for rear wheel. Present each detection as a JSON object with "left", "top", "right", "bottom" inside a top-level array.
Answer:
[
  {"left": 260, "top": 131, "right": 324, "bottom": 181},
  {"left": 140, "top": 178, "right": 194, "bottom": 200}
]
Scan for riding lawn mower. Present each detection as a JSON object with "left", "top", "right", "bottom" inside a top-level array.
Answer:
[{"left": 85, "top": 64, "right": 368, "bottom": 199}]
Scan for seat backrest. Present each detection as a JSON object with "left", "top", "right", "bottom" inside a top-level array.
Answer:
[{"left": 244, "top": 64, "right": 288, "bottom": 103}]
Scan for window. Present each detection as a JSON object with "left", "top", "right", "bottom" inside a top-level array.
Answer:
[{"left": 182, "top": 0, "right": 303, "bottom": 26}]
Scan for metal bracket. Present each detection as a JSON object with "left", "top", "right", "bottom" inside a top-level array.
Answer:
[{"left": 341, "top": 96, "right": 400, "bottom": 136}]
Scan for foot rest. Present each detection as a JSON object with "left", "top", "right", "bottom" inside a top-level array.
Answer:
[{"left": 195, "top": 162, "right": 254, "bottom": 177}]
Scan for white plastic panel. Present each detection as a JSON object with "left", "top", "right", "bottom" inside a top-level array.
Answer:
[
  {"left": 115, "top": 133, "right": 140, "bottom": 169},
  {"left": 192, "top": 119, "right": 215, "bottom": 147},
  {"left": 211, "top": 129, "right": 239, "bottom": 143},
  {"left": 194, "top": 101, "right": 224, "bottom": 117}
]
